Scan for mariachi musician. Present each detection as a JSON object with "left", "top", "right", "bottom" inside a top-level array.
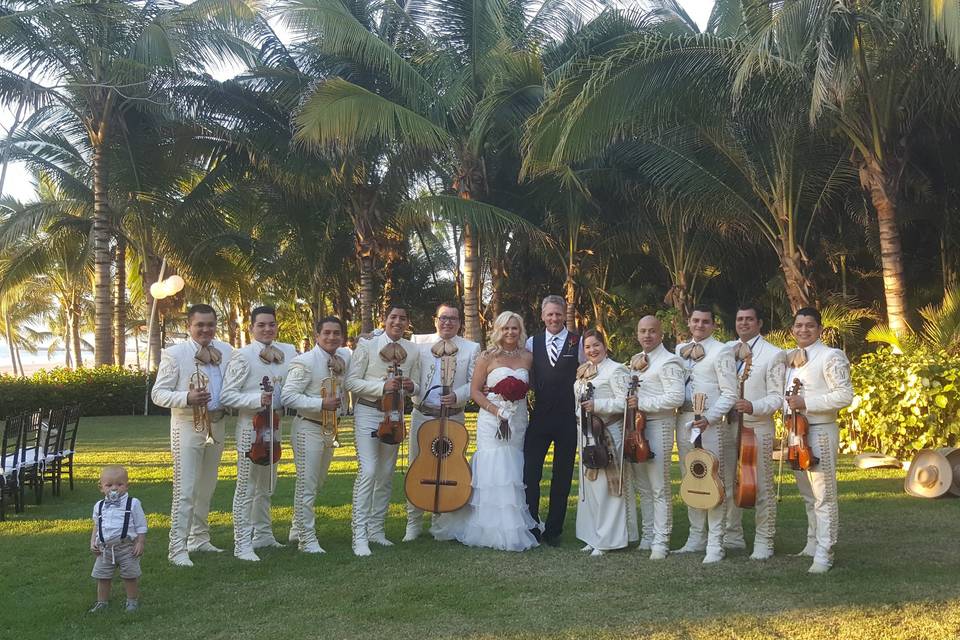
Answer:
[
  {"left": 344, "top": 303, "right": 421, "bottom": 557},
  {"left": 784, "top": 307, "right": 853, "bottom": 574},
  {"left": 725, "top": 303, "right": 786, "bottom": 560},
  {"left": 625, "top": 315, "right": 685, "bottom": 561},
  {"left": 281, "top": 316, "right": 352, "bottom": 554},
  {"left": 405, "top": 303, "right": 479, "bottom": 542},
  {"left": 674, "top": 304, "right": 737, "bottom": 564},
  {"left": 221, "top": 306, "right": 298, "bottom": 562},
  {"left": 151, "top": 303, "right": 233, "bottom": 567},
  {"left": 573, "top": 329, "right": 637, "bottom": 556}
]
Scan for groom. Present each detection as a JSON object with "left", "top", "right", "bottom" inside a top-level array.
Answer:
[{"left": 523, "top": 295, "right": 583, "bottom": 545}]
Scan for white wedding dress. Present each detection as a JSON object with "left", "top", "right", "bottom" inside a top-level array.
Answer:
[{"left": 431, "top": 366, "right": 539, "bottom": 551}]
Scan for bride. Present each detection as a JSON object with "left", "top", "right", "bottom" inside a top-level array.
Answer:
[{"left": 431, "top": 311, "right": 539, "bottom": 551}]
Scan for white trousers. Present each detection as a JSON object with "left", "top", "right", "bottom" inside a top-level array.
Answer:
[
  {"left": 352, "top": 404, "right": 400, "bottom": 543},
  {"left": 744, "top": 423, "right": 777, "bottom": 551},
  {"left": 169, "top": 418, "right": 225, "bottom": 559},
  {"left": 289, "top": 417, "right": 335, "bottom": 549},
  {"left": 676, "top": 412, "right": 727, "bottom": 555},
  {"left": 794, "top": 422, "right": 839, "bottom": 567},
  {"left": 629, "top": 417, "right": 675, "bottom": 554},
  {"left": 405, "top": 409, "right": 465, "bottom": 529},
  {"left": 232, "top": 420, "right": 280, "bottom": 555},
  {"left": 721, "top": 420, "right": 744, "bottom": 546}
]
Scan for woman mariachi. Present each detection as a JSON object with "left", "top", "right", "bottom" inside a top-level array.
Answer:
[{"left": 573, "top": 329, "right": 638, "bottom": 556}]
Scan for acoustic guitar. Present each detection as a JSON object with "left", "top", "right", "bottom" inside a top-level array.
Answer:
[
  {"left": 733, "top": 356, "right": 757, "bottom": 508},
  {"left": 404, "top": 356, "right": 472, "bottom": 513},
  {"left": 680, "top": 392, "right": 725, "bottom": 509}
]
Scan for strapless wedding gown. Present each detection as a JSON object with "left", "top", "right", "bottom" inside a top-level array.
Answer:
[{"left": 431, "top": 367, "right": 539, "bottom": 551}]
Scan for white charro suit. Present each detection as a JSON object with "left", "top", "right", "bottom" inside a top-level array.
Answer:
[
  {"left": 221, "top": 340, "right": 298, "bottom": 557},
  {"left": 407, "top": 334, "right": 480, "bottom": 534},
  {"left": 573, "top": 358, "right": 638, "bottom": 551},
  {"left": 627, "top": 343, "right": 685, "bottom": 557},
  {"left": 724, "top": 335, "right": 786, "bottom": 556},
  {"left": 151, "top": 338, "right": 233, "bottom": 561},
  {"left": 344, "top": 332, "right": 421, "bottom": 548},
  {"left": 280, "top": 345, "right": 352, "bottom": 552},
  {"left": 784, "top": 340, "right": 853, "bottom": 568},
  {"left": 675, "top": 336, "right": 737, "bottom": 559}
]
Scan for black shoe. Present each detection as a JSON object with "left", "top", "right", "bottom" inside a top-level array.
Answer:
[
  {"left": 529, "top": 528, "right": 542, "bottom": 543},
  {"left": 542, "top": 535, "right": 561, "bottom": 547}
]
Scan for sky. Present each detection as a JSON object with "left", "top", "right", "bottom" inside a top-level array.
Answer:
[{"left": 0, "top": 0, "right": 715, "bottom": 204}]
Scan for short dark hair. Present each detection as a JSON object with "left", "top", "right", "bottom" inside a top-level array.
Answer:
[
  {"left": 315, "top": 315, "right": 346, "bottom": 334},
  {"left": 689, "top": 304, "right": 714, "bottom": 322},
  {"left": 383, "top": 302, "right": 408, "bottom": 318},
  {"left": 434, "top": 302, "right": 461, "bottom": 318},
  {"left": 736, "top": 303, "right": 763, "bottom": 323},
  {"left": 250, "top": 305, "right": 277, "bottom": 324},
  {"left": 794, "top": 307, "right": 822, "bottom": 326},
  {"left": 582, "top": 328, "right": 607, "bottom": 347},
  {"left": 187, "top": 304, "right": 217, "bottom": 321}
]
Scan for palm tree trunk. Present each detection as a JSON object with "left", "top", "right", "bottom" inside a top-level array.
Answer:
[
  {"left": 71, "top": 305, "right": 83, "bottom": 369},
  {"left": 91, "top": 144, "right": 114, "bottom": 366},
  {"left": 859, "top": 159, "right": 910, "bottom": 333},
  {"left": 228, "top": 300, "right": 240, "bottom": 347},
  {"left": 113, "top": 236, "right": 126, "bottom": 365},
  {"left": 462, "top": 223, "right": 482, "bottom": 343},
  {"left": 14, "top": 342, "right": 23, "bottom": 376},
  {"left": 142, "top": 255, "right": 163, "bottom": 369},
  {"left": 64, "top": 325, "right": 73, "bottom": 369},
  {"left": 778, "top": 242, "right": 812, "bottom": 312},
  {"left": 359, "top": 252, "right": 375, "bottom": 334},
  {"left": 564, "top": 265, "right": 577, "bottom": 332},
  {"left": 488, "top": 250, "right": 505, "bottom": 319},
  {"left": 4, "top": 309, "right": 18, "bottom": 376}
]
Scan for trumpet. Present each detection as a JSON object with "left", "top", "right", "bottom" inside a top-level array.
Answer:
[
  {"left": 190, "top": 364, "right": 216, "bottom": 445},
  {"left": 320, "top": 375, "right": 340, "bottom": 448}
]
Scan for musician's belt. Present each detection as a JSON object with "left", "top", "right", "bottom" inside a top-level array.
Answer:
[
  {"left": 209, "top": 409, "right": 226, "bottom": 422},
  {"left": 356, "top": 397, "right": 380, "bottom": 409},
  {"left": 416, "top": 404, "right": 464, "bottom": 419},
  {"left": 297, "top": 414, "right": 324, "bottom": 426}
]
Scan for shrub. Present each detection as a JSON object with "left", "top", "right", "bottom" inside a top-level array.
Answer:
[
  {"left": 0, "top": 367, "right": 161, "bottom": 418},
  {"left": 841, "top": 346, "right": 960, "bottom": 460}
]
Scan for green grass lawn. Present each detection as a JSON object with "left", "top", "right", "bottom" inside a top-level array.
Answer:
[{"left": 2, "top": 415, "right": 959, "bottom": 639}]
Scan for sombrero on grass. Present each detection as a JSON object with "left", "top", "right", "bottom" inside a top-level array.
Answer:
[
  {"left": 854, "top": 452, "right": 901, "bottom": 470},
  {"left": 936, "top": 448, "right": 960, "bottom": 497},
  {"left": 904, "top": 450, "right": 952, "bottom": 498}
]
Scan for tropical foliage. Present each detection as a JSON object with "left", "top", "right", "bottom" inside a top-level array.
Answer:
[{"left": 1, "top": 0, "right": 960, "bottom": 381}]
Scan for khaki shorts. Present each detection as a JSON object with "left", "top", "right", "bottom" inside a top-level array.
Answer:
[{"left": 92, "top": 538, "right": 141, "bottom": 580}]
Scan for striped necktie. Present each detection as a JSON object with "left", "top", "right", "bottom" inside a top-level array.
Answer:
[{"left": 548, "top": 334, "right": 560, "bottom": 367}]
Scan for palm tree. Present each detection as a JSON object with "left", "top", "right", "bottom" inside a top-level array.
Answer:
[
  {"left": 0, "top": 0, "right": 257, "bottom": 364},
  {"left": 734, "top": 0, "right": 960, "bottom": 333}
]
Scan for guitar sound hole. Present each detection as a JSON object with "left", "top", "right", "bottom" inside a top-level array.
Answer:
[
  {"left": 691, "top": 461, "right": 707, "bottom": 479},
  {"left": 431, "top": 437, "right": 453, "bottom": 458}
]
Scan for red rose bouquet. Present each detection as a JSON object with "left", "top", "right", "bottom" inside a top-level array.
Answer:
[
  {"left": 490, "top": 376, "right": 528, "bottom": 440},
  {"left": 490, "top": 376, "right": 529, "bottom": 401}
]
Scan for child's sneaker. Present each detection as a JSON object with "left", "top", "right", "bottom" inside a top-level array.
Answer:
[
  {"left": 88, "top": 601, "right": 109, "bottom": 614},
  {"left": 125, "top": 599, "right": 139, "bottom": 612}
]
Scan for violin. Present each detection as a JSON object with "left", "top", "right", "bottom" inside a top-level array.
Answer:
[
  {"left": 580, "top": 382, "right": 609, "bottom": 469},
  {"left": 375, "top": 364, "right": 407, "bottom": 445},
  {"left": 786, "top": 378, "right": 819, "bottom": 471},
  {"left": 248, "top": 375, "right": 281, "bottom": 466},
  {"left": 623, "top": 375, "right": 653, "bottom": 463},
  {"left": 733, "top": 357, "right": 757, "bottom": 508}
]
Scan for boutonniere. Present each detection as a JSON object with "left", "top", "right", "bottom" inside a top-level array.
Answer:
[{"left": 567, "top": 335, "right": 578, "bottom": 350}]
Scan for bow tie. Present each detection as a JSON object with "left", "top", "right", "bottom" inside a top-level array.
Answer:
[
  {"left": 733, "top": 341, "right": 753, "bottom": 362},
  {"left": 680, "top": 342, "right": 706, "bottom": 362},
  {"left": 576, "top": 362, "right": 599, "bottom": 381},
  {"left": 259, "top": 344, "right": 284, "bottom": 365},
  {"left": 630, "top": 353, "right": 649, "bottom": 372},
  {"left": 195, "top": 344, "right": 222, "bottom": 366},
  {"left": 327, "top": 353, "right": 346, "bottom": 376},
  {"left": 789, "top": 347, "right": 808, "bottom": 369},
  {"left": 379, "top": 342, "right": 407, "bottom": 364},
  {"left": 431, "top": 339, "right": 459, "bottom": 358}
]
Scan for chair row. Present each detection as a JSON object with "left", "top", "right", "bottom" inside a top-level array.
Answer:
[{"left": 1, "top": 405, "right": 81, "bottom": 521}]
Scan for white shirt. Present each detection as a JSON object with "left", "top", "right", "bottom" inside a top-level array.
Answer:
[
  {"left": 93, "top": 495, "right": 147, "bottom": 542},
  {"left": 525, "top": 328, "right": 586, "bottom": 363}
]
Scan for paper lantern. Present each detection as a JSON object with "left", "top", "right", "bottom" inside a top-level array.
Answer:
[
  {"left": 149, "top": 281, "right": 166, "bottom": 299},
  {"left": 167, "top": 275, "right": 185, "bottom": 294}
]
